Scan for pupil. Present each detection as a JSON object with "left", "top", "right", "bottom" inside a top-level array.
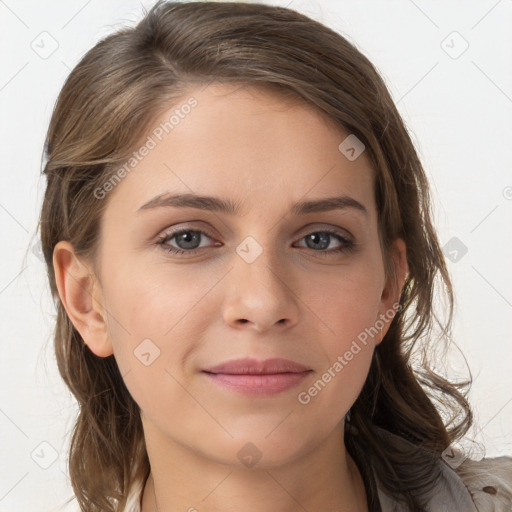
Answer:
[
  {"left": 177, "top": 231, "right": 199, "bottom": 249},
  {"left": 308, "top": 233, "right": 329, "bottom": 250}
]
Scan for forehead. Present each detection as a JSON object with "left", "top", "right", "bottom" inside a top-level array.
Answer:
[{"left": 103, "top": 82, "right": 376, "bottom": 218}]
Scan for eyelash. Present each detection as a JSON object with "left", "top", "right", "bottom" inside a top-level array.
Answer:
[{"left": 155, "top": 227, "right": 356, "bottom": 258}]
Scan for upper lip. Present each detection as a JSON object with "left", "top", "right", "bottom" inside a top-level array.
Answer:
[{"left": 203, "top": 357, "right": 311, "bottom": 375}]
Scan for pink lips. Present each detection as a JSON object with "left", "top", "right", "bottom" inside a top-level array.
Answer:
[{"left": 202, "top": 357, "right": 312, "bottom": 396}]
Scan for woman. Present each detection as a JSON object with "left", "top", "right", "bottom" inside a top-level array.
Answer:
[{"left": 38, "top": 1, "right": 512, "bottom": 511}]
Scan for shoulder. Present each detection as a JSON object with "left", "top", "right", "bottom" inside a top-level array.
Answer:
[
  {"left": 72, "top": 477, "right": 144, "bottom": 512},
  {"left": 372, "top": 427, "right": 512, "bottom": 512},
  {"left": 450, "top": 451, "right": 512, "bottom": 512},
  {"left": 123, "top": 476, "right": 144, "bottom": 512}
]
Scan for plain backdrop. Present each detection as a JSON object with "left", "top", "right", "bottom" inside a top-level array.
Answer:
[{"left": 1, "top": 0, "right": 511, "bottom": 510}]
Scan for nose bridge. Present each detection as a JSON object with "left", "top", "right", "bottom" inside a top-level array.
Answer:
[
  {"left": 223, "top": 232, "right": 299, "bottom": 330},
  {"left": 234, "top": 233, "right": 290, "bottom": 297}
]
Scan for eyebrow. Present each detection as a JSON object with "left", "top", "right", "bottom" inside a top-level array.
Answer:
[{"left": 137, "top": 192, "right": 368, "bottom": 218}]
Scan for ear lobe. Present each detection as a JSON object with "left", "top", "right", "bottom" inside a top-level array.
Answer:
[
  {"left": 377, "top": 238, "right": 408, "bottom": 344},
  {"left": 52, "top": 241, "right": 113, "bottom": 358}
]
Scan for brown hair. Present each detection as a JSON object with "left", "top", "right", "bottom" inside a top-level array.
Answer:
[{"left": 37, "top": 1, "right": 473, "bottom": 510}]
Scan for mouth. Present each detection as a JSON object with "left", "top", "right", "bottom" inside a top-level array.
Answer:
[
  {"left": 201, "top": 357, "right": 312, "bottom": 396},
  {"left": 202, "top": 371, "right": 312, "bottom": 396}
]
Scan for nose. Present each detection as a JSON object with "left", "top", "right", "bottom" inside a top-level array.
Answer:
[{"left": 222, "top": 243, "right": 300, "bottom": 333}]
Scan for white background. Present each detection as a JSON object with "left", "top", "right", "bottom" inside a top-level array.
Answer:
[{"left": 1, "top": 0, "right": 511, "bottom": 510}]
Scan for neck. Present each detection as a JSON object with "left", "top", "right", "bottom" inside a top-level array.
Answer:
[{"left": 141, "top": 423, "right": 368, "bottom": 512}]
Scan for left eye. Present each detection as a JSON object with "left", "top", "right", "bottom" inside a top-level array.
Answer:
[
  {"left": 296, "top": 231, "right": 352, "bottom": 252},
  {"left": 156, "top": 229, "right": 355, "bottom": 257},
  {"left": 156, "top": 229, "right": 216, "bottom": 255}
]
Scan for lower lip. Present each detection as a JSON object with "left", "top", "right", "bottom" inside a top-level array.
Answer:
[{"left": 203, "top": 371, "right": 312, "bottom": 396}]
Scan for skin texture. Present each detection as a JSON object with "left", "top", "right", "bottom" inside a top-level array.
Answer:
[{"left": 53, "top": 83, "right": 407, "bottom": 512}]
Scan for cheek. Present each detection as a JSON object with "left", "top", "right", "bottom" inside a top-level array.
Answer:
[
  {"left": 300, "top": 263, "right": 382, "bottom": 390},
  {"left": 103, "top": 256, "right": 214, "bottom": 340},
  {"left": 295, "top": 338, "right": 373, "bottom": 443},
  {"left": 308, "top": 262, "right": 383, "bottom": 341},
  {"left": 290, "top": 261, "right": 382, "bottom": 395},
  {"left": 100, "top": 263, "right": 218, "bottom": 398}
]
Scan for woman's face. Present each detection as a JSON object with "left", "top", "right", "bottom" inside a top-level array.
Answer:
[{"left": 67, "top": 83, "right": 405, "bottom": 469}]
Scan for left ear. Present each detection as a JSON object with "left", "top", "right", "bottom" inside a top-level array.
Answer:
[{"left": 376, "top": 238, "right": 408, "bottom": 345}]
